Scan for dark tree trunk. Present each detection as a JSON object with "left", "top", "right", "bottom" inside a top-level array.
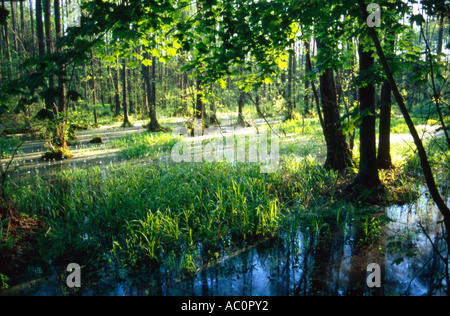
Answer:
[
  {"left": 43, "top": 0, "right": 56, "bottom": 115},
  {"left": 354, "top": 46, "right": 380, "bottom": 189},
  {"left": 1, "top": 1, "right": 12, "bottom": 77},
  {"left": 304, "top": 41, "right": 312, "bottom": 115},
  {"left": 55, "top": 0, "right": 65, "bottom": 113},
  {"left": 122, "top": 59, "right": 130, "bottom": 126},
  {"left": 29, "top": 0, "right": 36, "bottom": 57},
  {"left": 316, "top": 37, "right": 352, "bottom": 171},
  {"left": 319, "top": 67, "right": 352, "bottom": 171},
  {"left": 114, "top": 57, "right": 121, "bottom": 116},
  {"left": 143, "top": 53, "right": 162, "bottom": 131},
  {"left": 437, "top": 15, "right": 444, "bottom": 56},
  {"left": 91, "top": 48, "right": 98, "bottom": 125},
  {"left": 377, "top": 80, "right": 393, "bottom": 170}
]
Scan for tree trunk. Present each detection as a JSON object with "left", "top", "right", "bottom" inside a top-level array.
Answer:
[
  {"left": 36, "top": 0, "right": 45, "bottom": 58},
  {"left": 237, "top": 92, "right": 246, "bottom": 125},
  {"left": 316, "top": 37, "right": 352, "bottom": 171},
  {"left": 304, "top": 41, "right": 311, "bottom": 115},
  {"left": 354, "top": 45, "right": 380, "bottom": 190},
  {"left": 122, "top": 59, "right": 130, "bottom": 126},
  {"left": 286, "top": 48, "right": 294, "bottom": 119},
  {"left": 9, "top": 0, "right": 17, "bottom": 53},
  {"left": 29, "top": 0, "right": 36, "bottom": 57},
  {"left": 437, "top": 15, "right": 444, "bottom": 56},
  {"left": 91, "top": 47, "right": 97, "bottom": 125},
  {"left": 114, "top": 57, "right": 121, "bottom": 116},
  {"left": 55, "top": 0, "right": 65, "bottom": 113},
  {"left": 2, "top": 1, "right": 12, "bottom": 77},
  {"left": 377, "top": 80, "right": 393, "bottom": 170},
  {"left": 43, "top": 0, "right": 56, "bottom": 115},
  {"left": 143, "top": 53, "right": 162, "bottom": 131}
]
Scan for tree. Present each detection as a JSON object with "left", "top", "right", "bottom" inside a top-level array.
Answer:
[
  {"left": 357, "top": 0, "right": 450, "bottom": 263},
  {"left": 54, "top": 0, "right": 65, "bottom": 114},
  {"left": 43, "top": 0, "right": 56, "bottom": 115},
  {"left": 143, "top": 53, "right": 162, "bottom": 131},
  {"left": 316, "top": 34, "right": 353, "bottom": 171},
  {"left": 354, "top": 43, "right": 380, "bottom": 189},
  {"left": 122, "top": 58, "right": 130, "bottom": 126}
]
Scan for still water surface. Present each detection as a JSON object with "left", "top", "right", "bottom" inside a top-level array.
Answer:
[{"left": 3, "top": 190, "right": 448, "bottom": 296}]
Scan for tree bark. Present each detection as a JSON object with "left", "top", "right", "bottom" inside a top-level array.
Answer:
[
  {"left": 122, "top": 59, "right": 130, "bottom": 126},
  {"left": 143, "top": 53, "right": 162, "bottom": 131},
  {"left": 377, "top": 80, "right": 393, "bottom": 170},
  {"left": 36, "top": 0, "right": 45, "bottom": 58},
  {"left": 316, "top": 37, "right": 352, "bottom": 171},
  {"left": 355, "top": 45, "right": 380, "bottom": 189},
  {"left": 91, "top": 47, "right": 98, "bottom": 125},
  {"left": 43, "top": 0, "right": 56, "bottom": 115},
  {"left": 55, "top": 0, "right": 65, "bottom": 113},
  {"left": 114, "top": 57, "right": 121, "bottom": 116},
  {"left": 304, "top": 41, "right": 312, "bottom": 115}
]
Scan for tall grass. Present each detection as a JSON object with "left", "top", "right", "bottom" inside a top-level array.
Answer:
[{"left": 13, "top": 155, "right": 340, "bottom": 275}]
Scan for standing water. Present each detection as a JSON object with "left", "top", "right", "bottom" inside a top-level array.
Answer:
[{"left": 2, "top": 189, "right": 447, "bottom": 296}]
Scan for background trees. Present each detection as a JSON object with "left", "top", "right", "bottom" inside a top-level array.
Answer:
[{"left": 0, "top": 0, "right": 448, "bottom": 190}]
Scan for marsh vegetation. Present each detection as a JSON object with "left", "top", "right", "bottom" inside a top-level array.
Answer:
[{"left": 0, "top": 0, "right": 449, "bottom": 296}]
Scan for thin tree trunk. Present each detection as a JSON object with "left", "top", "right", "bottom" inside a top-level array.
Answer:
[
  {"left": 91, "top": 47, "right": 97, "bottom": 125},
  {"left": 55, "top": 0, "right": 65, "bottom": 113},
  {"left": 9, "top": 0, "right": 17, "bottom": 52},
  {"left": 44, "top": 0, "right": 56, "bottom": 114},
  {"left": 304, "top": 41, "right": 311, "bottom": 115},
  {"left": 2, "top": 1, "right": 13, "bottom": 77},
  {"left": 114, "top": 57, "right": 121, "bottom": 116},
  {"left": 122, "top": 59, "right": 130, "bottom": 126}
]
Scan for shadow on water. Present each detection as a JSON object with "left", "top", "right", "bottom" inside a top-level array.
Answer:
[{"left": 2, "top": 189, "right": 448, "bottom": 296}]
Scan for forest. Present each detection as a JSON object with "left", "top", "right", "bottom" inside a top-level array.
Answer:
[{"left": 0, "top": 0, "right": 449, "bottom": 297}]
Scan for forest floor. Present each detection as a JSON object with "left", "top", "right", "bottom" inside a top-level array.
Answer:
[{"left": 3, "top": 114, "right": 285, "bottom": 182}]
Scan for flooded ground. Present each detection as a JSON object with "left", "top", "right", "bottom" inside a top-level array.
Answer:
[
  {"left": 1, "top": 116, "right": 448, "bottom": 296},
  {"left": 2, "top": 190, "right": 448, "bottom": 296}
]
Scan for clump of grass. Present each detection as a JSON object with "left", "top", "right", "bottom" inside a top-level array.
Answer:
[{"left": 107, "top": 132, "right": 182, "bottom": 160}]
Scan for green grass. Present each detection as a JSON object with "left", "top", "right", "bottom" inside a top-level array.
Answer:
[
  {"left": 7, "top": 109, "right": 449, "bottom": 282},
  {"left": 106, "top": 131, "right": 182, "bottom": 160},
  {"left": 13, "top": 154, "right": 343, "bottom": 275}
]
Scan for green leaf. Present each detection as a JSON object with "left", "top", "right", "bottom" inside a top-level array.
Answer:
[{"left": 142, "top": 59, "right": 153, "bottom": 67}]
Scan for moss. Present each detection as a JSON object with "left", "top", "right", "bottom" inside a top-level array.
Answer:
[
  {"left": 42, "top": 148, "right": 73, "bottom": 160},
  {"left": 88, "top": 136, "right": 103, "bottom": 144}
]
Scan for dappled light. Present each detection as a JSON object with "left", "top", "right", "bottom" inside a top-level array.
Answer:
[{"left": 0, "top": 0, "right": 449, "bottom": 300}]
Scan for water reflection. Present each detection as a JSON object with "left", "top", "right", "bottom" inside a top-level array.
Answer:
[{"left": 2, "top": 191, "right": 448, "bottom": 296}]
